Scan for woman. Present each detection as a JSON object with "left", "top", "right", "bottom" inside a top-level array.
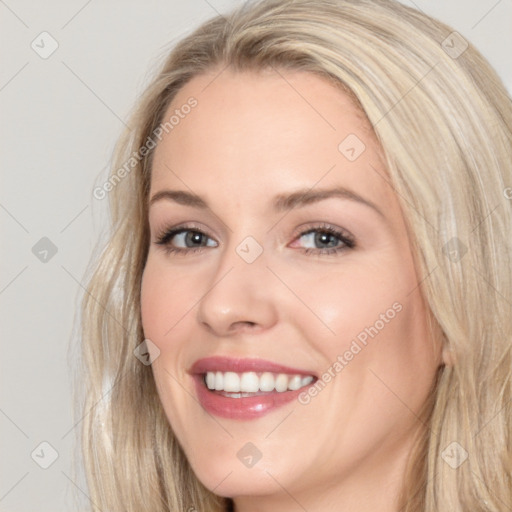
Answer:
[{"left": 78, "top": 0, "right": 512, "bottom": 511}]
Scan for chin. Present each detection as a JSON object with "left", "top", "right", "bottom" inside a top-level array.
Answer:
[{"left": 196, "top": 464, "right": 281, "bottom": 498}]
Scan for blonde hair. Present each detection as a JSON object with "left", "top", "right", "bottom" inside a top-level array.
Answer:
[{"left": 77, "top": 0, "right": 512, "bottom": 510}]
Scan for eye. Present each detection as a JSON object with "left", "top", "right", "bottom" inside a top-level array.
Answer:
[
  {"left": 154, "top": 224, "right": 217, "bottom": 256},
  {"left": 154, "top": 222, "right": 355, "bottom": 257},
  {"left": 291, "top": 223, "right": 355, "bottom": 256}
]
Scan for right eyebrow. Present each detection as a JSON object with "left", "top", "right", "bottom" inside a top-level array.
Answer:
[{"left": 149, "top": 190, "right": 208, "bottom": 209}]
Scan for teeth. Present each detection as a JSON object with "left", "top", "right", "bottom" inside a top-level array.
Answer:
[
  {"left": 240, "top": 372, "right": 259, "bottom": 392},
  {"left": 214, "top": 371, "right": 224, "bottom": 391},
  {"left": 204, "top": 371, "right": 315, "bottom": 393},
  {"left": 275, "top": 373, "right": 288, "bottom": 392},
  {"left": 288, "top": 375, "right": 302, "bottom": 391},
  {"left": 301, "top": 375, "right": 314, "bottom": 386},
  {"left": 224, "top": 372, "right": 240, "bottom": 392},
  {"left": 260, "top": 372, "right": 275, "bottom": 392},
  {"left": 206, "top": 372, "right": 216, "bottom": 389}
]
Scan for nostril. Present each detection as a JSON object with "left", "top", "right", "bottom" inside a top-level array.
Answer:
[{"left": 229, "top": 321, "right": 258, "bottom": 331}]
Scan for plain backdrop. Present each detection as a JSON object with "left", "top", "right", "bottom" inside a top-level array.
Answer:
[{"left": 0, "top": 1, "right": 510, "bottom": 510}]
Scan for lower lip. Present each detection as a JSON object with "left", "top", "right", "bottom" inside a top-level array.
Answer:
[{"left": 192, "top": 375, "right": 311, "bottom": 420}]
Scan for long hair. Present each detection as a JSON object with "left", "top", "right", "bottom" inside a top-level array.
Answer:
[{"left": 77, "top": 0, "right": 512, "bottom": 510}]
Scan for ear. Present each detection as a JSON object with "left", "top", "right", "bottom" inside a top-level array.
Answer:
[
  {"left": 428, "top": 312, "right": 450, "bottom": 366},
  {"left": 442, "top": 347, "right": 456, "bottom": 366}
]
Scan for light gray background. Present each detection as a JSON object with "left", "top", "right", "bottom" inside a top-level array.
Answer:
[{"left": 1, "top": 1, "right": 510, "bottom": 511}]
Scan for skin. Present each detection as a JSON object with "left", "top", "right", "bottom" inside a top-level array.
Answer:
[{"left": 140, "top": 67, "right": 444, "bottom": 512}]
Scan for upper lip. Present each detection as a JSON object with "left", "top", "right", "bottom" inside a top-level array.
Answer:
[{"left": 189, "top": 356, "right": 317, "bottom": 377}]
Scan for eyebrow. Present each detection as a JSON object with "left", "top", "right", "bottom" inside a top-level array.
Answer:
[{"left": 149, "top": 186, "right": 385, "bottom": 218}]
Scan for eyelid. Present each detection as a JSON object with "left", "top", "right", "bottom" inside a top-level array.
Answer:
[
  {"left": 153, "top": 221, "right": 215, "bottom": 243},
  {"left": 290, "top": 221, "right": 355, "bottom": 245}
]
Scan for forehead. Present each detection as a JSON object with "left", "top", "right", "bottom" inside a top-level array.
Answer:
[{"left": 150, "top": 67, "right": 395, "bottom": 214}]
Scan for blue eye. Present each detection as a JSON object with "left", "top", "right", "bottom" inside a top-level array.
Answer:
[
  {"left": 155, "top": 227, "right": 217, "bottom": 255},
  {"left": 295, "top": 225, "right": 355, "bottom": 255},
  {"left": 154, "top": 222, "right": 355, "bottom": 256}
]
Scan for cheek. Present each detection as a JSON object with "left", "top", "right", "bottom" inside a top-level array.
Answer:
[
  {"left": 139, "top": 259, "right": 199, "bottom": 435},
  {"left": 140, "top": 263, "right": 165, "bottom": 341},
  {"left": 298, "top": 256, "right": 415, "bottom": 346},
  {"left": 303, "top": 254, "right": 438, "bottom": 388},
  {"left": 298, "top": 262, "right": 437, "bottom": 451},
  {"left": 140, "top": 257, "right": 195, "bottom": 343}
]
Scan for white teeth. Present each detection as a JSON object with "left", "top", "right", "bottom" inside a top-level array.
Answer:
[
  {"left": 240, "top": 372, "right": 259, "bottom": 392},
  {"left": 214, "top": 371, "right": 224, "bottom": 391},
  {"left": 206, "top": 372, "right": 216, "bottom": 390},
  {"left": 275, "top": 373, "right": 288, "bottom": 392},
  {"left": 301, "top": 375, "right": 314, "bottom": 387},
  {"left": 223, "top": 372, "right": 240, "bottom": 392},
  {"left": 204, "top": 371, "right": 315, "bottom": 393},
  {"left": 259, "top": 372, "right": 275, "bottom": 392},
  {"left": 288, "top": 375, "right": 302, "bottom": 391}
]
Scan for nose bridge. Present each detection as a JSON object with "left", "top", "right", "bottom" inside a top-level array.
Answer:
[{"left": 196, "top": 233, "right": 278, "bottom": 335}]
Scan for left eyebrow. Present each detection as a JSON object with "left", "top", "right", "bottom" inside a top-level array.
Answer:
[
  {"left": 271, "top": 186, "right": 385, "bottom": 219},
  {"left": 149, "top": 186, "right": 385, "bottom": 219}
]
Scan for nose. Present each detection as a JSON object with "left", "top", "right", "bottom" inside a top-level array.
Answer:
[{"left": 196, "top": 244, "right": 279, "bottom": 337}]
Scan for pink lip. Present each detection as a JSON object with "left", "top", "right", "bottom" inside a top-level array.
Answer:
[
  {"left": 189, "top": 356, "right": 317, "bottom": 420},
  {"left": 189, "top": 356, "right": 315, "bottom": 376}
]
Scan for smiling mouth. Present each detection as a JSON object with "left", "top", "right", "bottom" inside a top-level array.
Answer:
[
  {"left": 190, "top": 356, "right": 319, "bottom": 418},
  {"left": 203, "top": 371, "right": 316, "bottom": 398}
]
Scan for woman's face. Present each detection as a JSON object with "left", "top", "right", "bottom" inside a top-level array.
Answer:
[{"left": 141, "top": 68, "right": 442, "bottom": 509}]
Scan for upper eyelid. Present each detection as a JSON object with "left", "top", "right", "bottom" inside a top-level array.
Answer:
[{"left": 154, "top": 223, "right": 346, "bottom": 237}]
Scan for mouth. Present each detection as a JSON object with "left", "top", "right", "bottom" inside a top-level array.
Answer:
[
  {"left": 189, "top": 356, "right": 317, "bottom": 420},
  {"left": 203, "top": 371, "right": 314, "bottom": 397}
]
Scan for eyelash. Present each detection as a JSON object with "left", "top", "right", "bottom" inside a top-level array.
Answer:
[{"left": 154, "top": 222, "right": 355, "bottom": 257}]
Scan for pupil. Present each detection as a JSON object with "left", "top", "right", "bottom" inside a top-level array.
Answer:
[
  {"left": 316, "top": 232, "right": 335, "bottom": 248},
  {"left": 187, "top": 232, "right": 203, "bottom": 246}
]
